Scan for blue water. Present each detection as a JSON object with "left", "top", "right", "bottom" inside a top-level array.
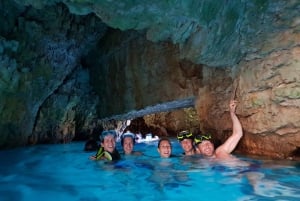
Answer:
[{"left": 0, "top": 139, "right": 299, "bottom": 201}]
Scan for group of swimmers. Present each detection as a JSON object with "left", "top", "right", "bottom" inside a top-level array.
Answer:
[
  {"left": 89, "top": 129, "right": 142, "bottom": 161},
  {"left": 90, "top": 100, "right": 242, "bottom": 161}
]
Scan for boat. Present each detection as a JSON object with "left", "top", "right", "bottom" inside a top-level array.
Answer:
[{"left": 135, "top": 133, "right": 159, "bottom": 143}]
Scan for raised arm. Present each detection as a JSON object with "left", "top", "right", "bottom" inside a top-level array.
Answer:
[{"left": 215, "top": 100, "right": 243, "bottom": 158}]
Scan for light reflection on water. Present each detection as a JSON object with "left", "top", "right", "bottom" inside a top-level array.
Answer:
[{"left": 0, "top": 139, "right": 299, "bottom": 201}]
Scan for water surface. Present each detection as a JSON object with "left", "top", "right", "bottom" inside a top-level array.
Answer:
[{"left": 0, "top": 139, "right": 299, "bottom": 201}]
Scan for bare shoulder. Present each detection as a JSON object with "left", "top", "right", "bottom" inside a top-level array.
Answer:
[{"left": 215, "top": 148, "right": 233, "bottom": 159}]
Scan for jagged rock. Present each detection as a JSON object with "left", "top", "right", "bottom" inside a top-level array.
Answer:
[{"left": 0, "top": 0, "right": 299, "bottom": 160}]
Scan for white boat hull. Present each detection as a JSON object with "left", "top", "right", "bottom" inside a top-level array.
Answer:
[{"left": 136, "top": 134, "right": 159, "bottom": 143}]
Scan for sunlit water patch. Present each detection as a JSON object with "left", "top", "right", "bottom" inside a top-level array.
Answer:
[{"left": 0, "top": 139, "right": 299, "bottom": 201}]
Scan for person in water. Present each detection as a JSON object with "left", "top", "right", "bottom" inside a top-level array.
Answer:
[
  {"left": 121, "top": 131, "right": 142, "bottom": 156},
  {"left": 157, "top": 138, "right": 172, "bottom": 158},
  {"left": 177, "top": 130, "right": 196, "bottom": 156},
  {"left": 195, "top": 100, "right": 243, "bottom": 159},
  {"left": 194, "top": 133, "right": 212, "bottom": 155},
  {"left": 89, "top": 130, "right": 121, "bottom": 161}
]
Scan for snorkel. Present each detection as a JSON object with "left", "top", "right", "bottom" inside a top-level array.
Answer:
[{"left": 96, "top": 130, "right": 119, "bottom": 160}]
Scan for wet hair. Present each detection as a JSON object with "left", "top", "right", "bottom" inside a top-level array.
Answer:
[
  {"left": 157, "top": 138, "right": 171, "bottom": 148},
  {"left": 99, "top": 130, "right": 117, "bottom": 142},
  {"left": 121, "top": 132, "right": 136, "bottom": 146}
]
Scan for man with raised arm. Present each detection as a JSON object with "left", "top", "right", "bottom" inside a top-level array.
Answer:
[{"left": 196, "top": 100, "right": 243, "bottom": 159}]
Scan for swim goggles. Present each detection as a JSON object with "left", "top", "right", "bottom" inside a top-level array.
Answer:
[
  {"left": 177, "top": 130, "right": 193, "bottom": 141},
  {"left": 194, "top": 134, "right": 212, "bottom": 145},
  {"left": 100, "top": 130, "right": 117, "bottom": 141}
]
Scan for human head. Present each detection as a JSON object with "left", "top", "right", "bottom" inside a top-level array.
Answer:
[
  {"left": 177, "top": 130, "right": 195, "bottom": 155},
  {"left": 100, "top": 130, "right": 117, "bottom": 153},
  {"left": 177, "top": 130, "right": 194, "bottom": 141},
  {"left": 194, "top": 134, "right": 214, "bottom": 157},
  {"left": 194, "top": 133, "right": 212, "bottom": 146},
  {"left": 157, "top": 138, "right": 172, "bottom": 158},
  {"left": 121, "top": 131, "right": 135, "bottom": 155}
]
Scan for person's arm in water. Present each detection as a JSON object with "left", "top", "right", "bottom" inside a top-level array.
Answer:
[{"left": 215, "top": 100, "right": 243, "bottom": 158}]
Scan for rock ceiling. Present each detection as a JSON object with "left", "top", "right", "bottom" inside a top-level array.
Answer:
[{"left": 13, "top": 0, "right": 300, "bottom": 67}]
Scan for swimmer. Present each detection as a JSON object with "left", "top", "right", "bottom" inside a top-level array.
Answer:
[
  {"left": 89, "top": 130, "right": 121, "bottom": 161},
  {"left": 121, "top": 131, "right": 142, "bottom": 156},
  {"left": 157, "top": 138, "right": 172, "bottom": 158},
  {"left": 177, "top": 130, "right": 196, "bottom": 156},
  {"left": 195, "top": 100, "right": 243, "bottom": 159}
]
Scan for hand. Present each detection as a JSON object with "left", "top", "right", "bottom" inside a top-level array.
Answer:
[
  {"left": 89, "top": 155, "right": 96, "bottom": 160},
  {"left": 229, "top": 100, "right": 238, "bottom": 113}
]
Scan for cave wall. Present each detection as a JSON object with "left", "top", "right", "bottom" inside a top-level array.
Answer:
[
  {"left": 195, "top": 48, "right": 300, "bottom": 159},
  {"left": 0, "top": 2, "right": 106, "bottom": 147},
  {"left": 86, "top": 29, "right": 202, "bottom": 118},
  {"left": 85, "top": 25, "right": 300, "bottom": 159},
  {"left": 13, "top": 0, "right": 293, "bottom": 67},
  {"left": 0, "top": 0, "right": 299, "bottom": 159},
  {"left": 79, "top": 0, "right": 300, "bottom": 159}
]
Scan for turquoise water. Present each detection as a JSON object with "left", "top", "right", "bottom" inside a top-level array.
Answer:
[{"left": 0, "top": 139, "right": 299, "bottom": 201}]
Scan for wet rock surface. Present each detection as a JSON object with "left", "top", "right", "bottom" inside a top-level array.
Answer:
[{"left": 0, "top": 1, "right": 299, "bottom": 159}]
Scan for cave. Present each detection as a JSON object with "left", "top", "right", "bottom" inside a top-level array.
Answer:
[{"left": 0, "top": 0, "right": 299, "bottom": 159}]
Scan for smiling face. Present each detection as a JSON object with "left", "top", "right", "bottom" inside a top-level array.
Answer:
[
  {"left": 197, "top": 140, "right": 215, "bottom": 157},
  {"left": 123, "top": 136, "right": 134, "bottom": 154},
  {"left": 101, "top": 134, "right": 116, "bottom": 153},
  {"left": 157, "top": 139, "right": 172, "bottom": 158},
  {"left": 180, "top": 138, "right": 194, "bottom": 155}
]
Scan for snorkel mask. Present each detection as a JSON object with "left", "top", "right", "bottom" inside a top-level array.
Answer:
[
  {"left": 194, "top": 133, "right": 212, "bottom": 145},
  {"left": 177, "top": 130, "right": 194, "bottom": 141}
]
